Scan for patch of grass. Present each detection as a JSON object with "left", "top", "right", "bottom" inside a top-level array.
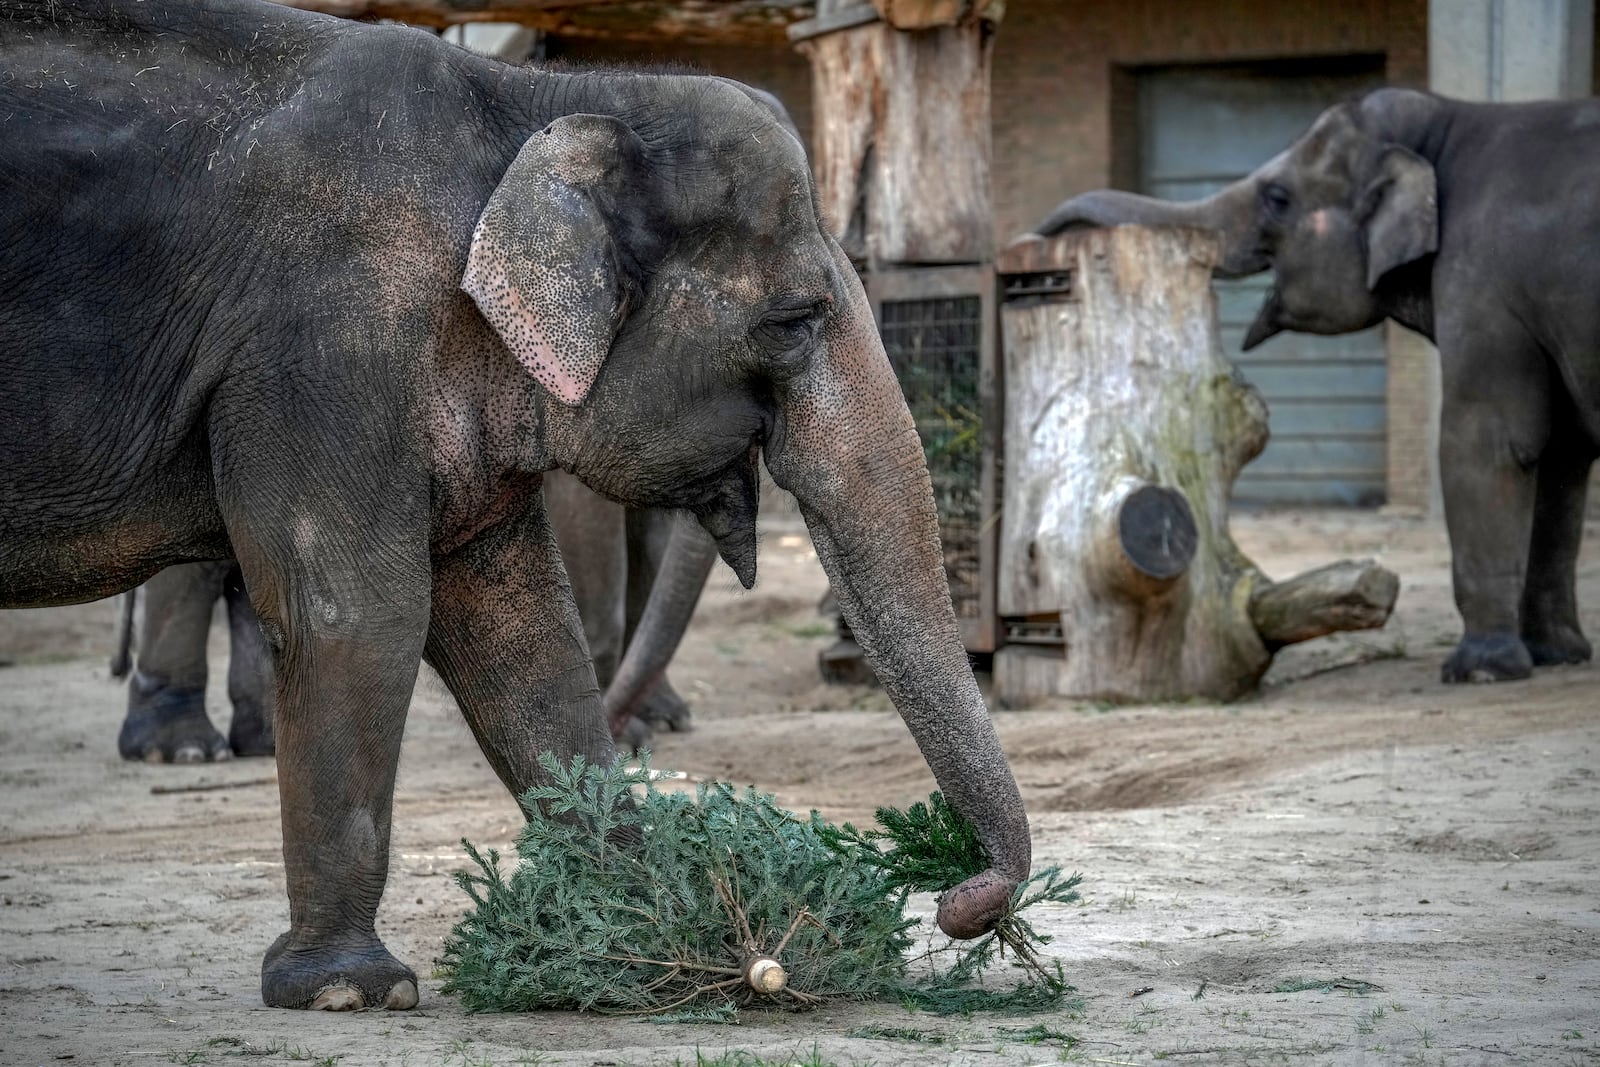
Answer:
[
  {"left": 168, "top": 1052, "right": 207, "bottom": 1066},
  {"left": 1561, "top": 1029, "right": 1584, "bottom": 1040},
  {"left": 675, "top": 1048, "right": 852, "bottom": 1067},
  {"left": 998, "top": 1023, "right": 1075, "bottom": 1048},
  {"left": 846, "top": 1025, "right": 943, "bottom": 1044},
  {"left": 772, "top": 621, "right": 835, "bottom": 640}
]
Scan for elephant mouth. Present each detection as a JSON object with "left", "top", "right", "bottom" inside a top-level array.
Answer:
[
  {"left": 690, "top": 443, "right": 761, "bottom": 588},
  {"left": 1241, "top": 287, "right": 1285, "bottom": 351}
]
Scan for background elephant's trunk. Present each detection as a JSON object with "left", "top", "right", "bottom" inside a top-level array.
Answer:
[
  {"left": 766, "top": 270, "right": 1032, "bottom": 939},
  {"left": 603, "top": 514, "right": 718, "bottom": 739},
  {"left": 1031, "top": 181, "right": 1267, "bottom": 278}
]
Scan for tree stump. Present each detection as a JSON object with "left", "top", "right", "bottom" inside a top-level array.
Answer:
[{"left": 992, "top": 226, "right": 1399, "bottom": 705}]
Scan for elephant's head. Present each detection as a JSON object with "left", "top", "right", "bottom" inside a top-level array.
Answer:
[
  {"left": 1028, "top": 89, "right": 1438, "bottom": 349},
  {"left": 461, "top": 77, "right": 1030, "bottom": 938}
]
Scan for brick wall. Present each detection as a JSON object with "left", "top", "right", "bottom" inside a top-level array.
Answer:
[{"left": 989, "top": 0, "right": 1428, "bottom": 242}]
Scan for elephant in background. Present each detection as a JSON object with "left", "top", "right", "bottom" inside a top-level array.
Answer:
[
  {"left": 1027, "top": 88, "right": 1599, "bottom": 684},
  {"left": 112, "top": 471, "right": 711, "bottom": 762},
  {"left": 3, "top": 0, "right": 1029, "bottom": 1010}
]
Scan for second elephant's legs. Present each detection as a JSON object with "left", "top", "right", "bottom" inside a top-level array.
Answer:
[
  {"left": 624, "top": 506, "right": 693, "bottom": 732},
  {"left": 119, "top": 561, "right": 235, "bottom": 762},
  {"left": 1436, "top": 319, "right": 1550, "bottom": 683},
  {"left": 1520, "top": 404, "right": 1596, "bottom": 667},
  {"left": 120, "top": 560, "right": 275, "bottom": 762}
]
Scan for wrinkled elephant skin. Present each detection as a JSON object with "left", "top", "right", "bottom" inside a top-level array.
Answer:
[
  {"left": 1031, "top": 89, "right": 1600, "bottom": 683},
  {"left": 0, "top": 0, "right": 1031, "bottom": 1011}
]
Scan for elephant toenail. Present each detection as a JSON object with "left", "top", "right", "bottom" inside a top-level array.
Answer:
[
  {"left": 384, "top": 979, "right": 419, "bottom": 1010},
  {"left": 309, "top": 983, "right": 365, "bottom": 1011}
]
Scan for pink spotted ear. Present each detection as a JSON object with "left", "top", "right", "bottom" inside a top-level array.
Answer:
[{"left": 463, "top": 114, "right": 636, "bottom": 406}]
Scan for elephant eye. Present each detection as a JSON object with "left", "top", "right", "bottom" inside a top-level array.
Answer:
[
  {"left": 753, "top": 301, "right": 826, "bottom": 374},
  {"left": 1261, "top": 183, "right": 1293, "bottom": 216}
]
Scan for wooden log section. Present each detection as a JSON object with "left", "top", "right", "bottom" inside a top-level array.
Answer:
[
  {"left": 993, "top": 226, "right": 1400, "bottom": 706},
  {"left": 1249, "top": 560, "right": 1399, "bottom": 651},
  {"left": 795, "top": 0, "right": 995, "bottom": 265}
]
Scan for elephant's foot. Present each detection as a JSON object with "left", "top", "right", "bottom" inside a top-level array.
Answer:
[
  {"left": 1522, "top": 623, "right": 1592, "bottom": 667},
  {"left": 262, "top": 930, "right": 419, "bottom": 1010},
  {"left": 616, "top": 715, "right": 654, "bottom": 755},
  {"left": 227, "top": 700, "right": 276, "bottom": 758},
  {"left": 118, "top": 676, "right": 231, "bottom": 763},
  {"left": 1440, "top": 632, "right": 1534, "bottom": 684},
  {"left": 638, "top": 679, "right": 693, "bottom": 733}
]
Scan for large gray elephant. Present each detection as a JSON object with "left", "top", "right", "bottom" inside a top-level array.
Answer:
[
  {"left": 0, "top": 0, "right": 1030, "bottom": 1011},
  {"left": 1028, "top": 88, "right": 1600, "bottom": 684},
  {"left": 113, "top": 472, "right": 711, "bottom": 761}
]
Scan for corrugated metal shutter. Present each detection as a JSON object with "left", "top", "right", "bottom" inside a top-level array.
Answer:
[{"left": 1139, "top": 60, "right": 1389, "bottom": 506}]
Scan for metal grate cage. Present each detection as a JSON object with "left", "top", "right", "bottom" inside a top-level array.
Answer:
[{"left": 879, "top": 294, "right": 986, "bottom": 622}]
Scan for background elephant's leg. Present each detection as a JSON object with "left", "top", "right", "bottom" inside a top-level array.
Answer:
[
  {"left": 1437, "top": 328, "right": 1548, "bottom": 683},
  {"left": 544, "top": 469, "right": 627, "bottom": 688},
  {"left": 222, "top": 564, "right": 276, "bottom": 757},
  {"left": 425, "top": 499, "right": 614, "bottom": 806},
  {"left": 1519, "top": 406, "right": 1595, "bottom": 666},
  {"left": 623, "top": 506, "right": 693, "bottom": 732},
  {"left": 119, "top": 561, "right": 232, "bottom": 763}
]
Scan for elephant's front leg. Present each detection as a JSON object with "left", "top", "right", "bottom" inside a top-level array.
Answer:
[
  {"left": 1520, "top": 412, "right": 1596, "bottom": 667},
  {"left": 1437, "top": 329, "right": 1548, "bottom": 683},
  {"left": 241, "top": 560, "right": 432, "bottom": 1011},
  {"left": 425, "top": 494, "right": 614, "bottom": 809}
]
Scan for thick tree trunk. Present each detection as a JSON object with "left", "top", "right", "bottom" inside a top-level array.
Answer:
[
  {"left": 993, "top": 227, "right": 1399, "bottom": 705},
  {"left": 793, "top": 1, "right": 994, "bottom": 265}
]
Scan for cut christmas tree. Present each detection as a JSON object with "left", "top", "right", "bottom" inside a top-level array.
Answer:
[{"left": 439, "top": 753, "right": 1080, "bottom": 1017}]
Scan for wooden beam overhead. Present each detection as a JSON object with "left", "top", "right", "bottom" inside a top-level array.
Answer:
[{"left": 271, "top": 0, "right": 816, "bottom": 45}]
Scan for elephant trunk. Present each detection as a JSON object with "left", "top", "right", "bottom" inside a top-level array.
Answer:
[
  {"left": 1031, "top": 181, "right": 1268, "bottom": 278},
  {"left": 603, "top": 513, "right": 718, "bottom": 738},
  {"left": 766, "top": 268, "right": 1032, "bottom": 939}
]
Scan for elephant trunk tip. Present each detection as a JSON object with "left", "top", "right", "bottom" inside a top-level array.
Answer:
[{"left": 935, "top": 869, "right": 1018, "bottom": 939}]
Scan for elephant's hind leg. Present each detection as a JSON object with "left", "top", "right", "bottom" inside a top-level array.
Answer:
[
  {"left": 119, "top": 561, "right": 232, "bottom": 762},
  {"left": 1520, "top": 405, "right": 1595, "bottom": 667}
]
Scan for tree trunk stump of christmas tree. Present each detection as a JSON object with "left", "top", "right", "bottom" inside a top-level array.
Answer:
[{"left": 992, "top": 226, "right": 1399, "bottom": 705}]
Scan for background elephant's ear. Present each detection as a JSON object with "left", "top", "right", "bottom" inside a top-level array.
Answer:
[
  {"left": 463, "top": 114, "right": 637, "bottom": 406},
  {"left": 1360, "top": 145, "right": 1437, "bottom": 290}
]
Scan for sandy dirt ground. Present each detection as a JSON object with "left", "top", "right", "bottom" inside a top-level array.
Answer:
[{"left": 1, "top": 510, "right": 1597, "bottom": 1066}]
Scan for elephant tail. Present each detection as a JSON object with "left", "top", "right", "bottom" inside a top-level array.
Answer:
[{"left": 109, "top": 589, "right": 137, "bottom": 679}]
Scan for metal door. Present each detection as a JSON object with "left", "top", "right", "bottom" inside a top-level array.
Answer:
[{"left": 1139, "top": 59, "right": 1388, "bottom": 506}]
